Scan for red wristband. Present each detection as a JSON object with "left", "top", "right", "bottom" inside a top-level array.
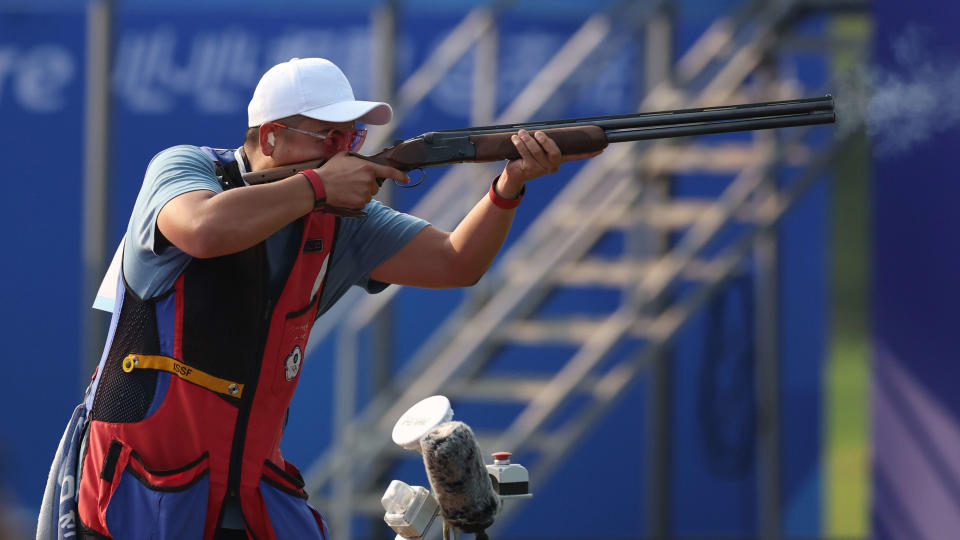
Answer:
[
  {"left": 298, "top": 169, "right": 327, "bottom": 207},
  {"left": 489, "top": 177, "right": 525, "bottom": 209}
]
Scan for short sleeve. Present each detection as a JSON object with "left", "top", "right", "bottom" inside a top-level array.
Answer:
[
  {"left": 122, "top": 145, "right": 221, "bottom": 299},
  {"left": 318, "top": 200, "right": 429, "bottom": 314}
]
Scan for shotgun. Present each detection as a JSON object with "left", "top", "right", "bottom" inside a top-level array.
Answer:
[{"left": 242, "top": 95, "right": 835, "bottom": 215}]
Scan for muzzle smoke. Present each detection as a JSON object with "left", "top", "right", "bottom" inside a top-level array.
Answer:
[{"left": 835, "top": 26, "right": 960, "bottom": 155}]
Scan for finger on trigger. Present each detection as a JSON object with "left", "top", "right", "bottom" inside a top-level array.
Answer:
[{"left": 373, "top": 163, "right": 410, "bottom": 183}]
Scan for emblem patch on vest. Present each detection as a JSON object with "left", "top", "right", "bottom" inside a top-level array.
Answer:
[
  {"left": 303, "top": 238, "right": 324, "bottom": 253},
  {"left": 285, "top": 345, "right": 303, "bottom": 381}
]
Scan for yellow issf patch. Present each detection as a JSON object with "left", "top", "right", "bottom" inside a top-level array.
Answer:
[{"left": 122, "top": 354, "right": 243, "bottom": 399}]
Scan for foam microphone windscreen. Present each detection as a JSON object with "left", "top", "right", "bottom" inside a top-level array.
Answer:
[{"left": 420, "top": 421, "right": 500, "bottom": 533}]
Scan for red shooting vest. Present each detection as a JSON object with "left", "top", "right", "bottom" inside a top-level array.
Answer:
[{"left": 77, "top": 205, "right": 335, "bottom": 539}]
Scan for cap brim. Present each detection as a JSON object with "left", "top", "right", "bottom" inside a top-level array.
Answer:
[{"left": 300, "top": 100, "right": 393, "bottom": 125}]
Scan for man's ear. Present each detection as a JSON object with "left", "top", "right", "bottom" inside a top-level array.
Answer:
[{"left": 259, "top": 124, "right": 277, "bottom": 155}]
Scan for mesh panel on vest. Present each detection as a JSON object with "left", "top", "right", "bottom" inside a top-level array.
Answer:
[
  {"left": 90, "top": 288, "right": 161, "bottom": 423},
  {"left": 181, "top": 244, "right": 268, "bottom": 384}
]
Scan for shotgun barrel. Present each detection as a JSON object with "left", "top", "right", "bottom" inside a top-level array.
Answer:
[
  {"left": 422, "top": 95, "right": 834, "bottom": 140},
  {"left": 241, "top": 95, "right": 836, "bottom": 188}
]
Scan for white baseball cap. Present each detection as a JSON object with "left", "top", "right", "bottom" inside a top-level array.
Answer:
[{"left": 247, "top": 57, "right": 392, "bottom": 127}]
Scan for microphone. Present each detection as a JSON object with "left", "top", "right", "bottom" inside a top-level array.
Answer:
[{"left": 420, "top": 421, "right": 501, "bottom": 537}]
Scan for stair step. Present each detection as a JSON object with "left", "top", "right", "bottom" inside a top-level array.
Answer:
[
  {"left": 449, "top": 374, "right": 603, "bottom": 401},
  {"left": 498, "top": 317, "right": 654, "bottom": 345},
  {"left": 595, "top": 199, "right": 755, "bottom": 230},
  {"left": 450, "top": 376, "right": 551, "bottom": 401},
  {"left": 499, "top": 318, "right": 605, "bottom": 345},
  {"left": 642, "top": 142, "right": 758, "bottom": 173},
  {"left": 554, "top": 257, "right": 717, "bottom": 287},
  {"left": 641, "top": 141, "right": 810, "bottom": 173}
]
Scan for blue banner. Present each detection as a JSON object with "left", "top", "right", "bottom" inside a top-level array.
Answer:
[{"left": 2, "top": 4, "right": 826, "bottom": 538}]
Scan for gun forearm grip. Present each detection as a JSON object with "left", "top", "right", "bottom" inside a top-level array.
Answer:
[{"left": 470, "top": 125, "right": 608, "bottom": 161}]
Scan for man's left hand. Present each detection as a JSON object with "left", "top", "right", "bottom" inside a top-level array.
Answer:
[{"left": 496, "top": 129, "right": 603, "bottom": 198}]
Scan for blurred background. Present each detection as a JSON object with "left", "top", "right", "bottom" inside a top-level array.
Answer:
[{"left": 2, "top": 0, "right": 956, "bottom": 538}]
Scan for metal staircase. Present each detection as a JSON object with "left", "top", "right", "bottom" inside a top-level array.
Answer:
[{"left": 298, "top": 1, "right": 863, "bottom": 538}]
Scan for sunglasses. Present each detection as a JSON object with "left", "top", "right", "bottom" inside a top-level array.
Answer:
[{"left": 271, "top": 122, "right": 367, "bottom": 152}]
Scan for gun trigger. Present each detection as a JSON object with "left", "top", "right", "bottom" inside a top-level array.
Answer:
[{"left": 396, "top": 169, "right": 425, "bottom": 189}]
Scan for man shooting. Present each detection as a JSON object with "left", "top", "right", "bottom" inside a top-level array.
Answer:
[{"left": 39, "top": 57, "right": 598, "bottom": 540}]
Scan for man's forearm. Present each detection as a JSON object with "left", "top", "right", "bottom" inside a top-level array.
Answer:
[
  {"left": 445, "top": 172, "right": 523, "bottom": 283},
  {"left": 163, "top": 174, "right": 315, "bottom": 258},
  {"left": 368, "top": 130, "right": 570, "bottom": 288}
]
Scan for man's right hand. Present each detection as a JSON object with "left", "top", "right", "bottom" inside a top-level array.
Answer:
[
  {"left": 313, "top": 152, "right": 411, "bottom": 209},
  {"left": 159, "top": 152, "right": 411, "bottom": 259}
]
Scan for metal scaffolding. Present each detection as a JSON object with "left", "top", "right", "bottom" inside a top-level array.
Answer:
[{"left": 296, "top": 1, "right": 868, "bottom": 538}]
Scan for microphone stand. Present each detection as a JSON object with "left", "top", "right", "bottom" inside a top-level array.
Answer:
[{"left": 382, "top": 396, "right": 531, "bottom": 540}]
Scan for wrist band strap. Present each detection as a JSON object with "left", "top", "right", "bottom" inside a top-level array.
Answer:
[
  {"left": 298, "top": 169, "right": 327, "bottom": 207},
  {"left": 489, "top": 177, "right": 525, "bottom": 209}
]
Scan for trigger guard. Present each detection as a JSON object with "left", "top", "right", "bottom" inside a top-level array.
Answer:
[{"left": 396, "top": 169, "right": 425, "bottom": 188}]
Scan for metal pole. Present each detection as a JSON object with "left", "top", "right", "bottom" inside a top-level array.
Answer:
[
  {"left": 754, "top": 162, "right": 781, "bottom": 540},
  {"left": 642, "top": 4, "right": 674, "bottom": 539},
  {"left": 370, "top": 0, "right": 399, "bottom": 403},
  {"left": 471, "top": 7, "right": 497, "bottom": 125},
  {"left": 333, "top": 327, "right": 358, "bottom": 540},
  {"left": 368, "top": 4, "right": 399, "bottom": 536},
  {"left": 754, "top": 61, "right": 782, "bottom": 540},
  {"left": 82, "top": 0, "right": 113, "bottom": 385}
]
